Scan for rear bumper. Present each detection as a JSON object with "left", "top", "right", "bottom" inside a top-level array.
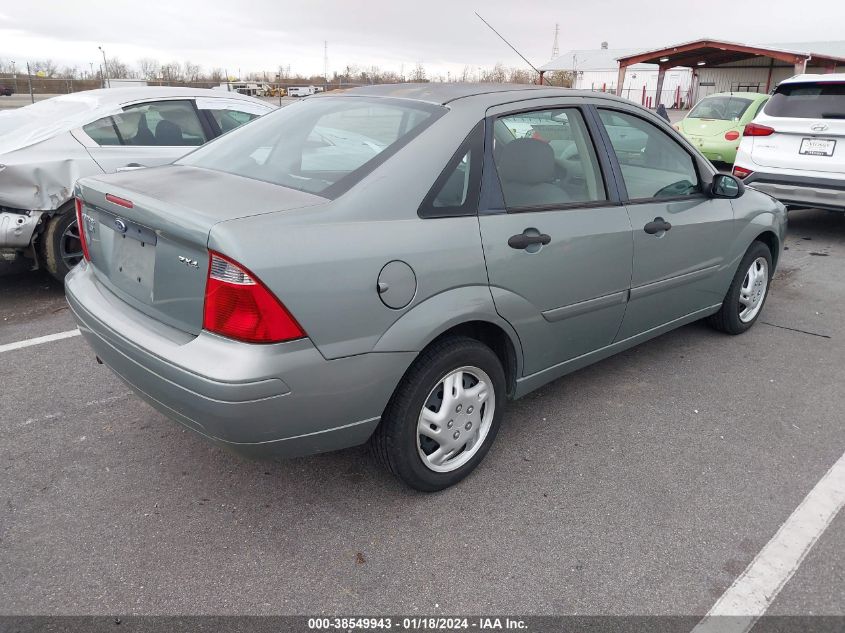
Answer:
[
  {"left": 744, "top": 172, "right": 845, "bottom": 211},
  {"left": 65, "top": 262, "right": 414, "bottom": 459},
  {"left": 685, "top": 137, "right": 738, "bottom": 164}
]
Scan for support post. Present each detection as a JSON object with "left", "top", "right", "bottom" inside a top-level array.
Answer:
[
  {"left": 26, "top": 62, "right": 34, "bottom": 104},
  {"left": 655, "top": 65, "right": 667, "bottom": 108},
  {"left": 538, "top": 70, "right": 545, "bottom": 86},
  {"left": 615, "top": 65, "right": 627, "bottom": 96},
  {"left": 794, "top": 57, "right": 807, "bottom": 76}
]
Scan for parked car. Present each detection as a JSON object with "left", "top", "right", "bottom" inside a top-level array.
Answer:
[
  {"left": 734, "top": 74, "right": 845, "bottom": 212},
  {"left": 0, "top": 84, "right": 14, "bottom": 96},
  {"left": 674, "top": 91, "right": 769, "bottom": 165},
  {"left": 0, "top": 87, "right": 275, "bottom": 279},
  {"left": 66, "top": 84, "right": 786, "bottom": 491}
]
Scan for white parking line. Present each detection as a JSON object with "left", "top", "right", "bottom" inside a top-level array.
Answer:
[
  {"left": 693, "top": 450, "right": 845, "bottom": 633},
  {"left": 0, "top": 329, "right": 80, "bottom": 353}
]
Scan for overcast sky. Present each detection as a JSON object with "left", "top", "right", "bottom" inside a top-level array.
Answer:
[{"left": 2, "top": 0, "right": 844, "bottom": 78}]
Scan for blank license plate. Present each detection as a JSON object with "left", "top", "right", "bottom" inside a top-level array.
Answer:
[
  {"left": 113, "top": 234, "right": 155, "bottom": 298},
  {"left": 799, "top": 138, "right": 836, "bottom": 156}
]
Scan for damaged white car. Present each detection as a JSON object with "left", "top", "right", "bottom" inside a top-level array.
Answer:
[{"left": 0, "top": 87, "right": 275, "bottom": 279}]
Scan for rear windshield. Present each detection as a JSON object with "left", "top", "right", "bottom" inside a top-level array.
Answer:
[
  {"left": 179, "top": 96, "right": 444, "bottom": 198},
  {"left": 764, "top": 82, "right": 845, "bottom": 119},
  {"left": 688, "top": 96, "right": 753, "bottom": 120}
]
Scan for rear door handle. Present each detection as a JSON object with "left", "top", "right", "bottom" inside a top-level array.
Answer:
[
  {"left": 643, "top": 217, "right": 672, "bottom": 234},
  {"left": 116, "top": 163, "right": 146, "bottom": 172},
  {"left": 508, "top": 232, "right": 551, "bottom": 249}
]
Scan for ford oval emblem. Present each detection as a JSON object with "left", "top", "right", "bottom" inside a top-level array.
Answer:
[
  {"left": 811, "top": 123, "right": 829, "bottom": 132},
  {"left": 114, "top": 219, "right": 127, "bottom": 233}
]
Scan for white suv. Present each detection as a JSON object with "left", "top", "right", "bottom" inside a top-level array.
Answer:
[{"left": 734, "top": 74, "right": 845, "bottom": 212}]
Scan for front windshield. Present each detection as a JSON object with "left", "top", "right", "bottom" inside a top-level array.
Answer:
[
  {"left": 688, "top": 96, "right": 753, "bottom": 121},
  {"left": 179, "top": 96, "right": 444, "bottom": 198}
]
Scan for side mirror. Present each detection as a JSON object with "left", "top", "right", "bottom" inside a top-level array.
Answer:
[{"left": 710, "top": 173, "right": 745, "bottom": 199}]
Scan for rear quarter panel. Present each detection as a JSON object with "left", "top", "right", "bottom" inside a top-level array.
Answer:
[{"left": 208, "top": 103, "right": 509, "bottom": 362}]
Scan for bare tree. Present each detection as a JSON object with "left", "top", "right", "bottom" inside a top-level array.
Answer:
[
  {"left": 410, "top": 63, "right": 427, "bottom": 83},
  {"left": 160, "top": 61, "right": 182, "bottom": 82},
  {"left": 105, "top": 57, "right": 131, "bottom": 79},
  {"left": 138, "top": 58, "right": 160, "bottom": 81},
  {"left": 182, "top": 61, "right": 201, "bottom": 82},
  {"left": 544, "top": 70, "right": 574, "bottom": 87}
]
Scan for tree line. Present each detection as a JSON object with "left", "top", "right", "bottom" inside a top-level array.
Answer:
[{"left": 0, "top": 57, "right": 573, "bottom": 87}]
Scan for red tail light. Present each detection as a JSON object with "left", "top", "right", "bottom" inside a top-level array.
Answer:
[
  {"left": 733, "top": 165, "right": 753, "bottom": 179},
  {"left": 203, "top": 251, "right": 305, "bottom": 344},
  {"left": 743, "top": 123, "right": 775, "bottom": 137},
  {"left": 74, "top": 198, "right": 91, "bottom": 262},
  {"left": 724, "top": 130, "right": 740, "bottom": 141}
]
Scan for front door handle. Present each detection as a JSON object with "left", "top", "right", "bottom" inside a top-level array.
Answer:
[
  {"left": 643, "top": 217, "right": 672, "bottom": 235},
  {"left": 508, "top": 232, "right": 551, "bottom": 249}
]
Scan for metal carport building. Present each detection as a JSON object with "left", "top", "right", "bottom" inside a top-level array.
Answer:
[{"left": 614, "top": 39, "right": 845, "bottom": 107}]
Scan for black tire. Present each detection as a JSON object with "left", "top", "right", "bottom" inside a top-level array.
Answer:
[
  {"left": 708, "top": 241, "right": 773, "bottom": 335},
  {"left": 371, "top": 336, "right": 506, "bottom": 492},
  {"left": 39, "top": 206, "right": 82, "bottom": 281}
]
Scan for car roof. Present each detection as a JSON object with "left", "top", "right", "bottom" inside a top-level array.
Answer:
[
  {"left": 51, "top": 86, "right": 272, "bottom": 108},
  {"left": 330, "top": 82, "right": 633, "bottom": 106},
  {"left": 704, "top": 91, "right": 770, "bottom": 99},
  {"left": 781, "top": 73, "right": 845, "bottom": 85},
  {"left": 0, "top": 87, "right": 274, "bottom": 155}
]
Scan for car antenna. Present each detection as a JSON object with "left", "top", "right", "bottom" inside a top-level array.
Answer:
[{"left": 474, "top": 12, "right": 542, "bottom": 82}]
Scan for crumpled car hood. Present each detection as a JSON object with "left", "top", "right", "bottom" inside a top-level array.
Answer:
[{"left": 0, "top": 133, "right": 103, "bottom": 211}]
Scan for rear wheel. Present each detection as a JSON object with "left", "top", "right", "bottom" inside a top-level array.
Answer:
[
  {"left": 371, "top": 336, "right": 506, "bottom": 491},
  {"left": 708, "top": 241, "right": 773, "bottom": 334},
  {"left": 39, "top": 208, "right": 83, "bottom": 281}
]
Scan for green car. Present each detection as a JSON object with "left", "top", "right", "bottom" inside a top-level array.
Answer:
[{"left": 675, "top": 92, "right": 769, "bottom": 165}]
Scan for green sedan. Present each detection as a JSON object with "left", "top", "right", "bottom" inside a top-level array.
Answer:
[{"left": 675, "top": 92, "right": 769, "bottom": 165}]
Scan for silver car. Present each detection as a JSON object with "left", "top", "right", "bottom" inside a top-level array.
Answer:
[
  {"left": 0, "top": 87, "right": 275, "bottom": 279},
  {"left": 65, "top": 84, "right": 786, "bottom": 491}
]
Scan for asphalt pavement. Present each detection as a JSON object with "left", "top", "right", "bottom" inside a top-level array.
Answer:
[{"left": 0, "top": 208, "right": 843, "bottom": 616}]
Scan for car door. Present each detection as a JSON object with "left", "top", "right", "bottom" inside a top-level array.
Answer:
[
  {"left": 477, "top": 102, "right": 633, "bottom": 376},
  {"left": 594, "top": 107, "right": 734, "bottom": 340},
  {"left": 73, "top": 99, "right": 212, "bottom": 173}
]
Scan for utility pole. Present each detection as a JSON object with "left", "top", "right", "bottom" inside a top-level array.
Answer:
[
  {"left": 551, "top": 23, "right": 560, "bottom": 60},
  {"left": 10, "top": 61, "right": 16, "bottom": 92},
  {"left": 88, "top": 62, "right": 94, "bottom": 80},
  {"left": 26, "top": 62, "right": 34, "bottom": 104},
  {"left": 323, "top": 41, "right": 328, "bottom": 86},
  {"left": 98, "top": 46, "right": 109, "bottom": 88}
]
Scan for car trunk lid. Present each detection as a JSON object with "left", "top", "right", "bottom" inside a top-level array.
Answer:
[
  {"left": 680, "top": 118, "right": 738, "bottom": 139},
  {"left": 749, "top": 117, "right": 845, "bottom": 174},
  {"left": 76, "top": 165, "right": 327, "bottom": 335}
]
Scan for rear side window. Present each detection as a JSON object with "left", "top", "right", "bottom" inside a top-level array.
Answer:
[
  {"left": 765, "top": 83, "right": 845, "bottom": 118},
  {"left": 598, "top": 109, "right": 701, "bottom": 200},
  {"left": 419, "top": 121, "right": 483, "bottom": 218},
  {"left": 208, "top": 109, "right": 259, "bottom": 133},
  {"left": 179, "top": 97, "right": 444, "bottom": 198},
  {"left": 82, "top": 116, "right": 122, "bottom": 146},
  {"left": 492, "top": 108, "right": 607, "bottom": 210},
  {"left": 120, "top": 100, "right": 208, "bottom": 146}
]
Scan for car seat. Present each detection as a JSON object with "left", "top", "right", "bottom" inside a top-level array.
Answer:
[
  {"left": 154, "top": 119, "right": 183, "bottom": 145},
  {"left": 496, "top": 138, "right": 570, "bottom": 206}
]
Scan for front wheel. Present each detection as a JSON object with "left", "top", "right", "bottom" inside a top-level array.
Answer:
[
  {"left": 39, "top": 208, "right": 83, "bottom": 281},
  {"left": 371, "top": 337, "right": 506, "bottom": 491},
  {"left": 708, "top": 241, "right": 773, "bottom": 334}
]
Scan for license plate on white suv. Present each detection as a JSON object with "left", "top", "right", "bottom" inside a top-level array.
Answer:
[{"left": 799, "top": 138, "right": 836, "bottom": 156}]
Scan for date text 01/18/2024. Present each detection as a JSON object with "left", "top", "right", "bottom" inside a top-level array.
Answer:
[{"left": 307, "top": 617, "right": 529, "bottom": 630}]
